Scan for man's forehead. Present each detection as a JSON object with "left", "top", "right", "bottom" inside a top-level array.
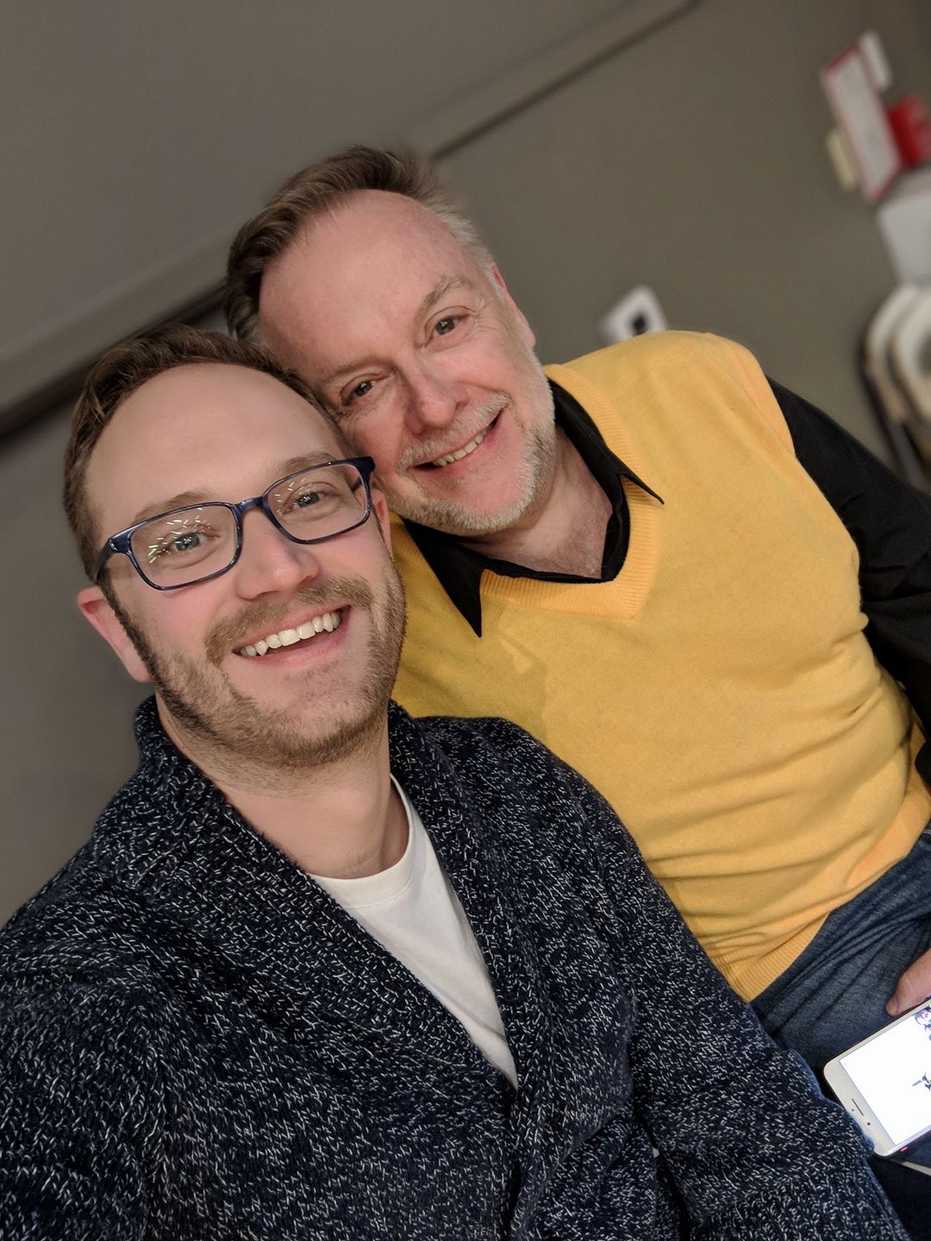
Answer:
[
  {"left": 110, "top": 363, "right": 328, "bottom": 440},
  {"left": 260, "top": 192, "right": 481, "bottom": 361},
  {"left": 292, "top": 190, "right": 465, "bottom": 262},
  {"left": 86, "top": 363, "right": 342, "bottom": 521},
  {"left": 117, "top": 359, "right": 300, "bottom": 407}
]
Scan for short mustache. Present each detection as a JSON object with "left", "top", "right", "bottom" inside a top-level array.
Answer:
[
  {"left": 397, "top": 393, "right": 507, "bottom": 470},
  {"left": 206, "top": 577, "right": 374, "bottom": 663}
]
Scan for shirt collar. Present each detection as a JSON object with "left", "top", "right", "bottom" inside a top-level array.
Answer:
[{"left": 401, "top": 380, "right": 661, "bottom": 637}]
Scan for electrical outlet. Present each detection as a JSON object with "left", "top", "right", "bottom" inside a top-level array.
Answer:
[{"left": 599, "top": 285, "right": 667, "bottom": 344}]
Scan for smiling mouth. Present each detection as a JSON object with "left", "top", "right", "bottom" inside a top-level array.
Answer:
[
  {"left": 419, "top": 411, "right": 501, "bottom": 470},
  {"left": 237, "top": 609, "right": 344, "bottom": 657}
]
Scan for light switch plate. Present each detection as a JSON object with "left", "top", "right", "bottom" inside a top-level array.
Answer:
[{"left": 599, "top": 285, "right": 668, "bottom": 344}]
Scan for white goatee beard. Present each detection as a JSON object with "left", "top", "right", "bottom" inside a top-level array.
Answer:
[{"left": 391, "top": 377, "right": 557, "bottom": 537}]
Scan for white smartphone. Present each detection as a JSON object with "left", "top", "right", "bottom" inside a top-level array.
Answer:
[{"left": 824, "top": 999, "right": 931, "bottom": 1157}]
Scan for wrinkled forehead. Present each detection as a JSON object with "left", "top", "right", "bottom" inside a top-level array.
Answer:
[
  {"left": 259, "top": 191, "right": 486, "bottom": 359},
  {"left": 85, "top": 363, "right": 345, "bottom": 535}
]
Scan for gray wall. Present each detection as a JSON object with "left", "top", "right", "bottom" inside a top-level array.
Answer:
[
  {"left": 3, "top": 0, "right": 931, "bottom": 922},
  {"left": 0, "top": 410, "right": 145, "bottom": 912},
  {"left": 441, "top": 0, "right": 931, "bottom": 460},
  {"left": 0, "top": 0, "right": 654, "bottom": 417}
]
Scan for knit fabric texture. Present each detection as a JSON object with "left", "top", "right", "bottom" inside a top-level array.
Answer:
[{"left": 0, "top": 698, "right": 908, "bottom": 1239}]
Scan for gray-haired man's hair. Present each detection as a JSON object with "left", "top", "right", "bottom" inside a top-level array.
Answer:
[{"left": 225, "top": 145, "right": 494, "bottom": 343}]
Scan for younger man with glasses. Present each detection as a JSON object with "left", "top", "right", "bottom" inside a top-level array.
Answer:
[{"left": 0, "top": 326, "right": 907, "bottom": 1239}]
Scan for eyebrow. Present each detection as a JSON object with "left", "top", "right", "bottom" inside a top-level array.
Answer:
[
  {"left": 126, "top": 452, "right": 340, "bottom": 526},
  {"left": 318, "top": 274, "right": 480, "bottom": 390},
  {"left": 419, "top": 274, "right": 476, "bottom": 317}
]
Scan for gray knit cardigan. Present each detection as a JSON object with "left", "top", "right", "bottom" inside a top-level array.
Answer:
[{"left": 0, "top": 699, "right": 907, "bottom": 1239}]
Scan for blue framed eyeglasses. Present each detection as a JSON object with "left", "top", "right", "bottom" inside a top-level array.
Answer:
[{"left": 94, "top": 456, "right": 376, "bottom": 591}]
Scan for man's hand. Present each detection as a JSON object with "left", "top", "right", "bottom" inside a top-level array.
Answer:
[{"left": 887, "top": 947, "right": 931, "bottom": 1016}]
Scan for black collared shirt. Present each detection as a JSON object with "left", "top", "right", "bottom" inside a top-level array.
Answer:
[{"left": 402, "top": 377, "right": 931, "bottom": 781}]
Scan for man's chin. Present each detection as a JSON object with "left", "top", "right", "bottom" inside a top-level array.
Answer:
[
  {"left": 160, "top": 695, "right": 385, "bottom": 776},
  {"left": 398, "top": 491, "right": 533, "bottom": 538},
  {"left": 396, "top": 438, "right": 556, "bottom": 538},
  {"left": 262, "top": 704, "right": 385, "bottom": 770}
]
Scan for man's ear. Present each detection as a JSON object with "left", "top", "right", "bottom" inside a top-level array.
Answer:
[
  {"left": 488, "top": 263, "right": 536, "bottom": 350},
  {"left": 77, "top": 585, "right": 151, "bottom": 685},
  {"left": 370, "top": 485, "right": 393, "bottom": 553}
]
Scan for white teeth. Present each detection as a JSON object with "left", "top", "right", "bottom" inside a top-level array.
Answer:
[
  {"left": 431, "top": 426, "right": 488, "bottom": 468},
  {"left": 238, "top": 611, "right": 343, "bottom": 656}
]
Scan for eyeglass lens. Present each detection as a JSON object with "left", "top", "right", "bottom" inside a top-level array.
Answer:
[{"left": 129, "top": 462, "right": 368, "bottom": 586}]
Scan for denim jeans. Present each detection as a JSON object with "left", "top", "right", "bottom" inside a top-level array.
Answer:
[{"left": 753, "top": 820, "right": 931, "bottom": 1238}]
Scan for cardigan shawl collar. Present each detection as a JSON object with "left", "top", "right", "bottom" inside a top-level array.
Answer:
[
  {"left": 94, "top": 696, "right": 556, "bottom": 1229},
  {"left": 1, "top": 697, "right": 913, "bottom": 1238}
]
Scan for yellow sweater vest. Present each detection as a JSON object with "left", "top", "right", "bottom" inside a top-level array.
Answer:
[{"left": 391, "top": 332, "right": 931, "bottom": 999}]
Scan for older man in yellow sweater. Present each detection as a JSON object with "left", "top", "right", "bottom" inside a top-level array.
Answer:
[{"left": 227, "top": 148, "right": 931, "bottom": 1227}]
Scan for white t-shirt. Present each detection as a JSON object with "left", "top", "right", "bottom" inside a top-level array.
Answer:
[{"left": 311, "top": 779, "right": 517, "bottom": 1086}]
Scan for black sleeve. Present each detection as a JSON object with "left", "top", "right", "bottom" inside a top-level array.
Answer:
[{"left": 770, "top": 379, "right": 931, "bottom": 783}]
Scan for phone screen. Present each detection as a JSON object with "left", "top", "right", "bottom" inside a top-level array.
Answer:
[{"left": 840, "top": 1003, "right": 931, "bottom": 1146}]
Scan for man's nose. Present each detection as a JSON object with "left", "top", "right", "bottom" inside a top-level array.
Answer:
[
  {"left": 403, "top": 358, "right": 467, "bottom": 434},
  {"left": 233, "top": 510, "right": 321, "bottom": 599}
]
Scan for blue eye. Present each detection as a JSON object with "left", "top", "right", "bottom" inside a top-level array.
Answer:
[
  {"left": 145, "top": 526, "right": 218, "bottom": 565},
  {"left": 171, "top": 532, "right": 204, "bottom": 552}
]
